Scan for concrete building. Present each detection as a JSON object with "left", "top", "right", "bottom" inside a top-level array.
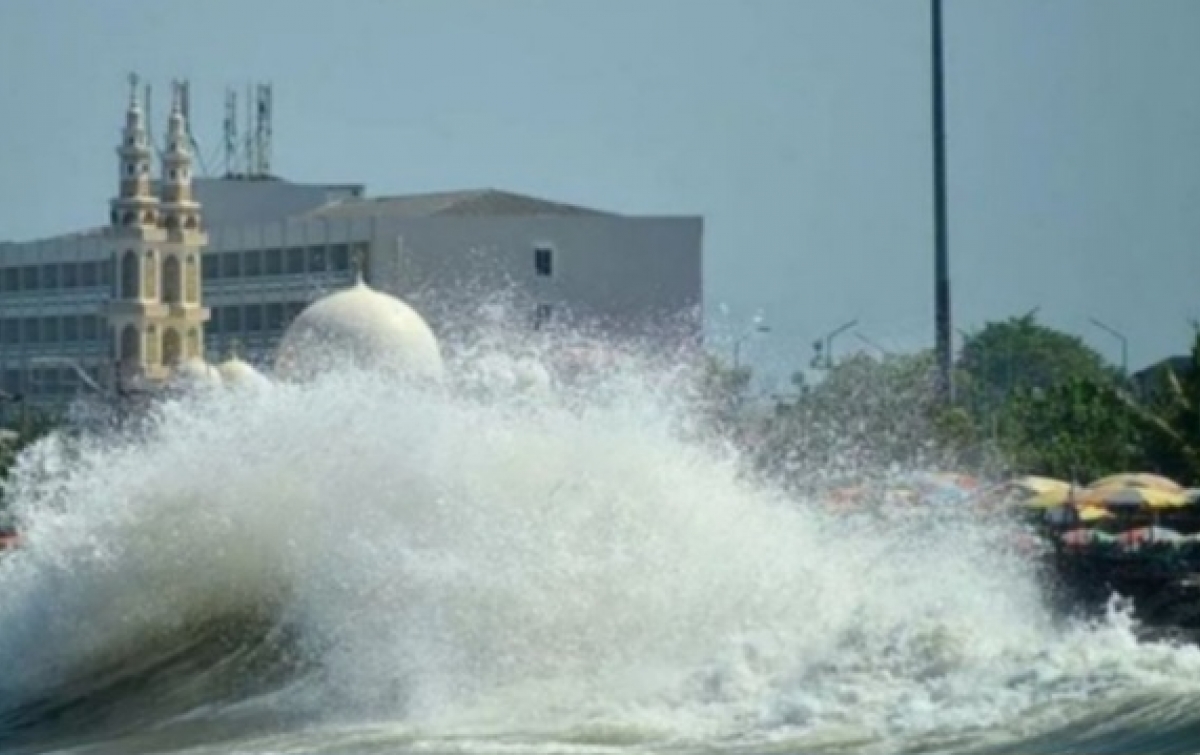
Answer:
[{"left": 0, "top": 85, "right": 703, "bottom": 408}]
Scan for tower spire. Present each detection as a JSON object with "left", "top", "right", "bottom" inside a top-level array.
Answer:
[
  {"left": 109, "top": 71, "right": 159, "bottom": 229},
  {"left": 159, "top": 79, "right": 200, "bottom": 232}
]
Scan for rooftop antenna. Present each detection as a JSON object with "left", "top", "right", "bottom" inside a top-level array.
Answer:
[
  {"left": 255, "top": 83, "right": 273, "bottom": 177},
  {"left": 244, "top": 82, "right": 254, "bottom": 177},
  {"left": 223, "top": 88, "right": 238, "bottom": 177}
]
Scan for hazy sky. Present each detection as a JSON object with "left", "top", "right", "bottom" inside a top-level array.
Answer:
[{"left": 1, "top": 0, "right": 1197, "bottom": 388}]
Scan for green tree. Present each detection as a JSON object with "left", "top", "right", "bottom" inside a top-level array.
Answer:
[
  {"left": 997, "top": 378, "right": 1145, "bottom": 482},
  {"left": 1115, "top": 329, "right": 1200, "bottom": 483},
  {"left": 957, "top": 313, "right": 1115, "bottom": 421}
]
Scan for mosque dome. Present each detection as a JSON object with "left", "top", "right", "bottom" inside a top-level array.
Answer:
[
  {"left": 172, "top": 357, "right": 223, "bottom": 389},
  {"left": 217, "top": 355, "right": 269, "bottom": 390},
  {"left": 274, "top": 277, "right": 444, "bottom": 382}
]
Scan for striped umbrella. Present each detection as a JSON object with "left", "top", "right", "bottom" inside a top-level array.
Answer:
[
  {"left": 1077, "top": 486, "right": 1190, "bottom": 510},
  {"left": 1088, "top": 473, "right": 1183, "bottom": 494}
]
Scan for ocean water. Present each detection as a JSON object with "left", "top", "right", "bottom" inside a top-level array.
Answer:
[{"left": 2, "top": 343, "right": 1200, "bottom": 755}]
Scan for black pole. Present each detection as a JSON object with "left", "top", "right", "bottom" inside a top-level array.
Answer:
[{"left": 932, "top": 0, "right": 953, "bottom": 403}]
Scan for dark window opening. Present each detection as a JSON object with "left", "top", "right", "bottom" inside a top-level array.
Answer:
[
  {"left": 244, "top": 250, "right": 263, "bottom": 277},
  {"left": 534, "top": 247, "right": 554, "bottom": 277},
  {"left": 265, "top": 248, "right": 283, "bottom": 275}
]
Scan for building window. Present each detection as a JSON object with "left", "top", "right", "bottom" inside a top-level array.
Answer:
[
  {"left": 43, "top": 318, "right": 59, "bottom": 343},
  {"left": 286, "top": 247, "right": 305, "bottom": 275},
  {"left": 41, "top": 264, "right": 59, "bottom": 290},
  {"left": 80, "top": 262, "right": 97, "bottom": 288},
  {"left": 309, "top": 246, "right": 327, "bottom": 273},
  {"left": 330, "top": 244, "right": 350, "bottom": 271},
  {"left": 23, "top": 318, "right": 39, "bottom": 344},
  {"left": 99, "top": 260, "right": 112, "bottom": 287},
  {"left": 63, "top": 316, "right": 79, "bottom": 343},
  {"left": 224, "top": 306, "right": 242, "bottom": 333},
  {"left": 81, "top": 315, "right": 98, "bottom": 341},
  {"left": 185, "top": 256, "right": 199, "bottom": 303},
  {"left": 534, "top": 246, "right": 554, "bottom": 277},
  {"left": 121, "top": 251, "right": 139, "bottom": 299},
  {"left": 244, "top": 304, "right": 263, "bottom": 333},
  {"left": 22, "top": 266, "right": 39, "bottom": 291},
  {"left": 221, "top": 252, "right": 242, "bottom": 278},
  {"left": 265, "top": 303, "right": 284, "bottom": 332},
  {"left": 3, "top": 268, "right": 18, "bottom": 292},
  {"left": 3, "top": 320, "right": 19, "bottom": 345},
  {"left": 209, "top": 306, "right": 223, "bottom": 335},
  {"left": 265, "top": 248, "right": 283, "bottom": 275},
  {"left": 244, "top": 249, "right": 263, "bottom": 277},
  {"left": 121, "top": 325, "right": 139, "bottom": 362},
  {"left": 284, "top": 301, "right": 306, "bottom": 326},
  {"left": 162, "top": 255, "right": 181, "bottom": 304},
  {"left": 534, "top": 303, "right": 553, "bottom": 330},
  {"left": 202, "top": 254, "right": 218, "bottom": 281},
  {"left": 162, "top": 328, "right": 181, "bottom": 366},
  {"left": 62, "top": 263, "right": 78, "bottom": 288}
]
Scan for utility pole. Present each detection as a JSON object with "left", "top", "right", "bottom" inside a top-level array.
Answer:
[{"left": 932, "top": 0, "right": 953, "bottom": 403}]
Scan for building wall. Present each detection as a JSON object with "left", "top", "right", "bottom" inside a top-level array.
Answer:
[
  {"left": 374, "top": 214, "right": 703, "bottom": 343},
  {"left": 0, "top": 211, "right": 702, "bottom": 405}
]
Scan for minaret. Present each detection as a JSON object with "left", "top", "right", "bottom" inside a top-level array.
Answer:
[
  {"left": 155, "top": 79, "right": 210, "bottom": 366},
  {"left": 104, "top": 73, "right": 169, "bottom": 388},
  {"left": 103, "top": 76, "right": 209, "bottom": 389}
]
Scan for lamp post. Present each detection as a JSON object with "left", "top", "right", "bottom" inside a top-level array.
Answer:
[
  {"left": 733, "top": 323, "right": 771, "bottom": 370},
  {"left": 1089, "top": 317, "right": 1128, "bottom": 375},
  {"left": 815, "top": 319, "right": 858, "bottom": 369},
  {"left": 931, "top": 0, "right": 953, "bottom": 404}
]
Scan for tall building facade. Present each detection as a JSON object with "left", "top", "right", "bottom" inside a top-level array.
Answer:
[
  {"left": 104, "top": 79, "right": 210, "bottom": 387},
  {"left": 0, "top": 84, "right": 703, "bottom": 410}
]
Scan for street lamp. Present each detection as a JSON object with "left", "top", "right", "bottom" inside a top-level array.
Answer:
[
  {"left": 931, "top": 0, "right": 953, "bottom": 403},
  {"left": 814, "top": 319, "right": 858, "bottom": 369},
  {"left": 733, "top": 323, "right": 771, "bottom": 369},
  {"left": 1089, "top": 317, "right": 1128, "bottom": 375}
]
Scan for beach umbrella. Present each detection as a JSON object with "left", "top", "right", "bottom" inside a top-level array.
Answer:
[
  {"left": 1087, "top": 473, "right": 1183, "bottom": 493},
  {"left": 1009, "top": 475, "right": 1074, "bottom": 498},
  {"left": 1022, "top": 485, "right": 1086, "bottom": 509},
  {"left": 1077, "top": 486, "right": 1190, "bottom": 510},
  {"left": 1118, "top": 526, "right": 1184, "bottom": 548}
]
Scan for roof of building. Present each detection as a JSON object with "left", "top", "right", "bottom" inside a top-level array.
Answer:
[
  {"left": 185, "top": 177, "right": 365, "bottom": 227},
  {"left": 305, "top": 188, "right": 617, "bottom": 220}
]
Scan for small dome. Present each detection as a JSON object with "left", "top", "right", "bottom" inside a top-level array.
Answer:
[
  {"left": 217, "top": 356, "right": 269, "bottom": 390},
  {"left": 274, "top": 279, "right": 444, "bottom": 382},
  {"left": 172, "top": 357, "right": 223, "bottom": 389}
]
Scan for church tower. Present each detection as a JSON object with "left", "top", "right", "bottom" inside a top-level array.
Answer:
[{"left": 104, "top": 76, "right": 209, "bottom": 388}]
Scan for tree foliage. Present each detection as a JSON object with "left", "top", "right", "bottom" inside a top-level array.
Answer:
[{"left": 957, "top": 313, "right": 1114, "bottom": 417}]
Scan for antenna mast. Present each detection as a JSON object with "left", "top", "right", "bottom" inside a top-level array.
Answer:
[
  {"left": 255, "top": 83, "right": 273, "bottom": 177},
  {"left": 223, "top": 88, "right": 238, "bottom": 177}
]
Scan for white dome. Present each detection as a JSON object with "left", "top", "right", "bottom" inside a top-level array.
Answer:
[
  {"left": 172, "top": 357, "right": 223, "bottom": 389},
  {"left": 217, "top": 356, "right": 269, "bottom": 390},
  {"left": 274, "top": 279, "right": 444, "bottom": 382}
]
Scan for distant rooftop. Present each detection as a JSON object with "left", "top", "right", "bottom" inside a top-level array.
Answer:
[
  {"left": 305, "top": 188, "right": 617, "bottom": 220},
  {"left": 2, "top": 178, "right": 621, "bottom": 246},
  {"left": 185, "top": 177, "right": 365, "bottom": 227}
]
